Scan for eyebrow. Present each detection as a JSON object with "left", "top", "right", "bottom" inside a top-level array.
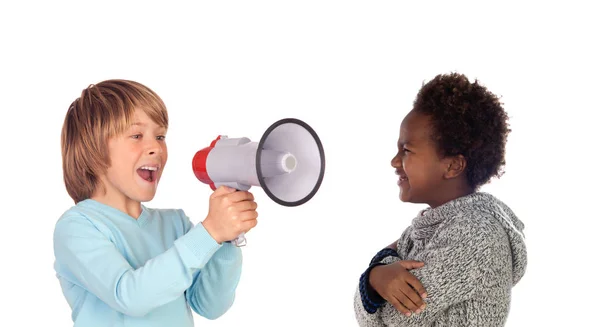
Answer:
[{"left": 128, "top": 122, "right": 166, "bottom": 131}]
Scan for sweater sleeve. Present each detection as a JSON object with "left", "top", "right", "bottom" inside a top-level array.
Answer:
[
  {"left": 180, "top": 212, "right": 243, "bottom": 320},
  {"left": 354, "top": 227, "right": 413, "bottom": 325},
  {"left": 53, "top": 214, "right": 222, "bottom": 317},
  {"left": 355, "top": 214, "right": 504, "bottom": 326},
  {"left": 354, "top": 248, "right": 399, "bottom": 327}
]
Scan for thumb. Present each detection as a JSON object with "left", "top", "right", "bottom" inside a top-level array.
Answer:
[
  {"left": 398, "top": 260, "right": 424, "bottom": 270},
  {"left": 211, "top": 185, "right": 236, "bottom": 198}
]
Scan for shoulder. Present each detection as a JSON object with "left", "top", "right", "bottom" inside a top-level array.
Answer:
[
  {"left": 53, "top": 203, "right": 115, "bottom": 254},
  {"left": 54, "top": 202, "right": 107, "bottom": 236},
  {"left": 438, "top": 210, "right": 507, "bottom": 248},
  {"left": 418, "top": 213, "right": 509, "bottom": 270}
]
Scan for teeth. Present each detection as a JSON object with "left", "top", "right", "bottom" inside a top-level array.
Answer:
[{"left": 140, "top": 166, "right": 158, "bottom": 171}]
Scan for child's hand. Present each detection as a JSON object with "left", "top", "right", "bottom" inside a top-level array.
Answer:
[
  {"left": 369, "top": 260, "right": 427, "bottom": 316},
  {"left": 202, "top": 186, "right": 258, "bottom": 244}
]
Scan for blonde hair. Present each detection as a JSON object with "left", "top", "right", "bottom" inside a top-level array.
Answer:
[{"left": 61, "top": 79, "right": 168, "bottom": 203}]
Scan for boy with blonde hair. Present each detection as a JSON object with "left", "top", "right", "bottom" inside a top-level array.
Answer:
[{"left": 54, "top": 79, "right": 258, "bottom": 326}]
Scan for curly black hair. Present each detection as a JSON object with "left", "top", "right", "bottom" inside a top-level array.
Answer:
[{"left": 412, "top": 72, "right": 510, "bottom": 189}]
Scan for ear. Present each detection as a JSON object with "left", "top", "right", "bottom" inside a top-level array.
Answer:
[{"left": 442, "top": 155, "right": 467, "bottom": 179}]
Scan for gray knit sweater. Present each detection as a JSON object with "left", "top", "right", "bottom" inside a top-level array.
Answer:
[{"left": 354, "top": 192, "right": 527, "bottom": 326}]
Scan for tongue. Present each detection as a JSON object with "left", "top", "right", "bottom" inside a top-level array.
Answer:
[{"left": 137, "top": 169, "right": 152, "bottom": 181}]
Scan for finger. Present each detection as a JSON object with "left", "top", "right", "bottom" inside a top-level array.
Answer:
[
  {"left": 399, "top": 282, "right": 425, "bottom": 310},
  {"left": 226, "top": 190, "right": 255, "bottom": 203},
  {"left": 234, "top": 200, "right": 257, "bottom": 212},
  {"left": 405, "top": 274, "right": 428, "bottom": 299},
  {"left": 241, "top": 217, "right": 258, "bottom": 232},
  {"left": 239, "top": 209, "right": 259, "bottom": 221},
  {"left": 211, "top": 185, "right": 236, "bottom": 198},
  {"left": 398, "top": 260, "right": 425, "bottom": 270},
  {"left": 388, "top": 295, "right": 412, "bottom": 317},
  {"left": 394, "top": 287, "right": 420, "bottom": 312}
]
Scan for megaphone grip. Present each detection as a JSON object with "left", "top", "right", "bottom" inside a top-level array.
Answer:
[{"left": 232, "top": 232, "right": 246, "bottom": 247}]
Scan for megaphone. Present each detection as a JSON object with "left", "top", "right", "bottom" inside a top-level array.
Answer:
[{"left": 192, "top": 118, "right": 325, "bottom": 247}]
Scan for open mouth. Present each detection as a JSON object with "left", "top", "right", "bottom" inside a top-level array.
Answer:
[
  {"left": 396, "top": 170, "right": 408, "bottom": 183},
  {"left": 137, "top": 166, "right": 158, "bottom": 183}
]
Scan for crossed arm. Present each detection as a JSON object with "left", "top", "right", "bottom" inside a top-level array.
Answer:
[{"left": 354, "top": 217, "right": 502, "bottom": 326}]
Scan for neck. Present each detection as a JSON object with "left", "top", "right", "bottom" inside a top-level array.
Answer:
[
  {"left": 91, "top": 186, "right": 142, "bottom": 219},
  {"left": 428, "top": 180, "right": 474, "bottom": 209}
]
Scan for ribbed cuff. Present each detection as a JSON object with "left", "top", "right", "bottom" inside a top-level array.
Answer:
[
  {"left": 175, "top": 223, "right": 222, "bottom": 269},
  {"left": 359, "top": 263, "right": 386, "bottom": 314},
  {"left": 359, "top": 247, "right": 401, "bottom": 314}
]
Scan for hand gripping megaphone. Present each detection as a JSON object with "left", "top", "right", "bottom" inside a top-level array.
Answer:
[{"left": 192, "top": 118, "right": 325, "bottom": 247}]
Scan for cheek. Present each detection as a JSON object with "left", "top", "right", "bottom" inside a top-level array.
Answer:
[
  {"left": 404, "top": 157, "right": 429, "bottom": 181},
  {"left": 113, "top": 145, "right": 141, "bottom": 169},
  {"left": 162, "top": 144, "right": 168, "bottom": 162},
  {"left": 403, "top": 156, "right": 416, "bottom": 173}
]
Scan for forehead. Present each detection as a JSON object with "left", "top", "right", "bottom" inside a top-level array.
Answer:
[
  {"left": 129, "top": 108, "right": 166, "bottom": 129},
  {"left": 399, "top": 111, "right": 432, "bottom": 144}
]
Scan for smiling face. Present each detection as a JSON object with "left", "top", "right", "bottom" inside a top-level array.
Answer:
[
  {"left": 93, "top": 108, "right": 168, "bottom": 211},
  {"left": 391, "top": 111, "right": 449, "bottom": 207}
]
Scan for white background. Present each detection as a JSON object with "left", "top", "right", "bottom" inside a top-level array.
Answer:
[{"left": 1, "top": 1, "right": 599, "bottom": 326}]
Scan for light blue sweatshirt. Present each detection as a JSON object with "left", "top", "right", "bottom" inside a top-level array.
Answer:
[{"left": 53, "top": 199, "right": 242, "bottom": 327}]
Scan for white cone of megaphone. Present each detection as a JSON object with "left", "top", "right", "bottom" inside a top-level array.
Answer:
[{"left": 192, "top": 118, "right": 325, "bottom": 247}]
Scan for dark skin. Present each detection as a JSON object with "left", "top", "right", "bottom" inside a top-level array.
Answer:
[
  {"left": 393, "top": 110, "right": 473, "bottom": 207},
  {"left": 369, "top": 110, "right": 474, "bottom": 316}
]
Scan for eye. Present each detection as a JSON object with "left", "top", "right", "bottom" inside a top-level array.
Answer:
[
  {"left": 131, "top": 134, "right": 142, "bottom": 139},
  {"left": 402, "top": 147, "right": 411, "bottom": 153},
  {"left": 156, "top": 135, "right": 166, "bottom": 141}
]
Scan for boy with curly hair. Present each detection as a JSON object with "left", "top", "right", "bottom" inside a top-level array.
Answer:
[
  {"left": 54, "top": 80, "right": 258, "bottom": 326},
  {"left": 354, "top": 73, "right": 527, "bottom": 326}
]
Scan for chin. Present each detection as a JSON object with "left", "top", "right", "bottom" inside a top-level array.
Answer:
[
  {"left": 398, "top": 184, "right": 412, "bottom": 202},
  {"left": 134, "top": 191, "right": 157, "bottom": 203},
  {"left": 399, "top": 190, "right": 410, "bottom": 203},
  {"left": 399, "top": 189, "right": 423, "bottom": 204},
  {"left": 143, "top": 194, "right": 157, "bottom": 202},
  {"left": 399, "top": 194, "right": 412, "bottom": 203},
  {"left": 133, "top": 178, "right": 160, "bottom": 202}
]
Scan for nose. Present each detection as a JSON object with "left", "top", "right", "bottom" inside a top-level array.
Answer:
[
  {"left": 391, "top": 152, "right": 402, "bottom": 168},
  {"left": 146, "top": 139, "right": 163, "bottom": 156}
]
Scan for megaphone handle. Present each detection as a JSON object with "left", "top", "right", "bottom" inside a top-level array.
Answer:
[
  {"left": 233, "top": 232, "right": 246, "bottom": 247},
  {"left": 233, "top": 185, "right": 247, "bottom": 247},
  {"left": 216, "top": 186, "right": 250, "bottom": 247}
]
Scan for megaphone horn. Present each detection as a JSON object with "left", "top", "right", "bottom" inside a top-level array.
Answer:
[{"left": 192, "top": 118, "right": 325, "bottom": 247}]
